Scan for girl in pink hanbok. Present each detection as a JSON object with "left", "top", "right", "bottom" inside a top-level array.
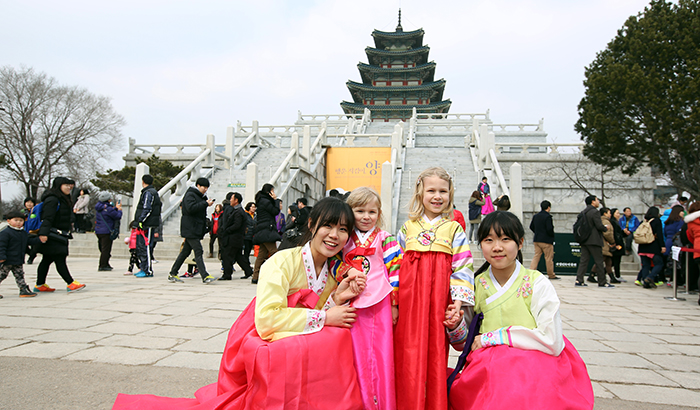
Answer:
[
  {"left": 344, "top": 187, "right": 402, "bottom": 410},
  {"left": 478, "top": 177, "right": 494, "bottom": 215}
]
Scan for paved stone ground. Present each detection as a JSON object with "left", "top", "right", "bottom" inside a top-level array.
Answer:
[{"left": 1, "top": 256, "right": 699, "bottom": 409}]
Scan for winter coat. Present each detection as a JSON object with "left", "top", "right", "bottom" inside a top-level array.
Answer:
[
  {"left": 663, "top": 219, "right": 684, "bottom": 256},
  {"left": 452, "top": 209, "right": 466, "bottom": 230},
  {"left": 619, "top": 214, "right": 640, "bottom": 233},
  {"left": 94, "top": 201, "right": 122, "bottom": 235},
  {"left": 684, "top": 211, "right": 700, "bottom": 259},
  {"left": 135, "top": 185, "right": 162, "bottom": 228},
  {"left": 638, "top": 218, "right": 665, "bottom": 256},
  {"left": 0, "top": 226, "right": 40, "bottom": 265},
  {"left": 211, "top": 211, "right": 222, "bottom": 235},
  {"left": 253, "top": 193, "right": 281, "bottom": 245},
  {"left": 73, "top": 194, "right": 90, "bottom": 215},
  {"left": 219, "top": 204, "right": 247, "bottom": 249},
  {"left": 581, "top": 205, "right": 607, "bottom": 247},
  {"left": 38, "top": 190, "right": 74, "bottom": 256},
  {"left": 610, "top": 218, "right": 626, "bottom": 257},
  {"left": 468, "top": 196, "right": 484, "bottom": 223},
  {"left": 601, "top": 215, "right": 615, "bottom": 257},
  {"left": 276, "top": 212, "right": 286, "bottom": 235},
  {"left": 244, "top": 212, "right": 255, "bottom": 242},
  {"left": 179, "top": 187, "right": 210, "bottom": 239},
  {"left": 530, "top": 210, "right": 555, "bottom": 244}
]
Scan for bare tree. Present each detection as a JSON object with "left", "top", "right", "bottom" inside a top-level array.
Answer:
[{"left": 0, "top": 66, "right": 125, "bottom": 198}]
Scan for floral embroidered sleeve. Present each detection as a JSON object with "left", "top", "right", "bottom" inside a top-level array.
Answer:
[
  {"left": 447, "top": 316, "right": 468, "bottom": 346},
  {"left": 450, "top": 225, "right": 475, "bottom": 306},
  {"left": 381, "top": 234, "right": 402, "bottom": 306},
  {"left": 302, "top": 310, "right": 326, "bottom": 334},
  {"left": 480, "top": 276, "right": 564, "bottom": 356}
]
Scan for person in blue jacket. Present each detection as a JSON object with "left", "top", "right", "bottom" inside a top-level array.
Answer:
[
  {"left": 619, "top": 207, "right": 640, "bottom": 255},
  {"left": 94, "top": 192, "right": 123, "bottom": 271}
]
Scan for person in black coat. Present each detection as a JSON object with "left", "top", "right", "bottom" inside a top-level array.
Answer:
[
  {"left": 0, "top": 210, "right": 44, "bottom": 298},
  {"left": 574, "top": 195, "right": 612, "bottom": 287},
  {"left": 35, "top": 177, "right": 86, "bottom": 293},
  {"left": 168, "top": 178, "right": 215, "bottom": 284},
  {"left": 243, "top": 202, "right": 256, "bottom": 259},
  {"left": 219, "top": 192, "right": 254, "bottom": 280},
  {"left": 637, "top": 206, "right": 666, "bottom": 288},
  {"left": 529, "top": 200, "right": 558, "bottom": 279},
  {"left": 252, "top": 183, "right": 280, "bottom": 284},
  {"left": 610, "top": 208, "right": 627, "bottom": 282},
  {"left": 134, "top": 174, "right": 162, "bottom": 277}
]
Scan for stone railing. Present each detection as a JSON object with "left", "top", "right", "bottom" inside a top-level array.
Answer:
[
  {"left": 495, "top": 142, "right": 583, "bottom": 154},
  {"left": 157, "top": 149, "right": 214, "bottom": 221},
  {"left": 414, "top": 112, "right": 490, "bottom": 121}
]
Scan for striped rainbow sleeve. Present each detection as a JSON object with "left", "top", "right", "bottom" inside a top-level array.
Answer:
[
  {"left": 382, "top": 234, "right": 402, "bottom": 306},
  {"left": 450, "top": 227, "right": 475, "bottom": 306},
  {"left": 396, "top": 223, "right": 407, "bottom": 252}
]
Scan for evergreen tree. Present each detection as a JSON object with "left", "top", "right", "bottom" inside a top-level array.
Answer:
[{"left": 91, "top": 155, "right": 184, "bottom": 197}]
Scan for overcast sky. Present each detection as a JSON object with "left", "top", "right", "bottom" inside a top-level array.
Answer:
[{"left": 3, "top": 0, "right": 654, "bottom": 198}]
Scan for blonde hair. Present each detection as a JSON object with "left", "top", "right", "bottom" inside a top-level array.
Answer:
[
  {"left": 346, "top": 187, "right": 384, "bottom": 230},
  {"left": 408, "top": 167, "right": 454, "bottom": 221}
]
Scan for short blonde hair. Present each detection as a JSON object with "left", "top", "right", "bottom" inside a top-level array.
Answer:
[
  {"left": 408, "top": 167, "right": 454, "bottom": 221},
  {"left": 346, "top": 187, "right": 384, "bottom": 230}
]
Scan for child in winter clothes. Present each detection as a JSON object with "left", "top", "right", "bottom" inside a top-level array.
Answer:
[
  {"left": 0, "top": 211, "right": 45, "bottom": 298},
  {"left": 124, "top": 222, "right": 140, "bottom": 275}
]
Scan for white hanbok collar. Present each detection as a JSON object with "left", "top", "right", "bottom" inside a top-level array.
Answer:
[
  {"left": 301, "top": 242, "right": 329, "bottom": 296},
  {"left": 354, "top": 227, "right": 375, "bottom": 246},
  {"left": 486, "top": 260, "right": 522, "bottom": 305},
  {"left": 422, "top": 214, "right": 444, "bottom": 225}
]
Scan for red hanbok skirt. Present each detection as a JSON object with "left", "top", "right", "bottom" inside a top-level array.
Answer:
[
  {"left": 448, "top": 337, "right": 594, "bottom": 410},
  {"left": 394, "top": 250, "right": 453, "bottom": 410},
  {"left": 113, "top": 290, "right": 363, "bottom": 410}
]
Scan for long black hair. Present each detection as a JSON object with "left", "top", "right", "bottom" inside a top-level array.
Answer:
[
  {"left": 255, "top": 183, "right": 275, "bottom": 202},
  {"left": 474, "top": 211, "right": 525, "bottom": 276},
  {"left": 298, "top": 197, "right": 354, "bottom": 246},
  {"left": 644, "top": 206, "right": 660, "bottom": 221}
]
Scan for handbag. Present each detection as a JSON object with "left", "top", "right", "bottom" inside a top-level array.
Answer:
[
  {"left": 48, "top": 228, "right": 73, "bottom": 244},
  {"left": 97, "top": 209, "right": 120, "bottom": 241}
]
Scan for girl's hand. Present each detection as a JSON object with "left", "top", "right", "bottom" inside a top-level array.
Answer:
[
  {"left": 443, "top": 307, "right": 463, "bottom": 330},
  {"left": 445, "top": 300, "right": 462, "bottom": 323},
  {"left": 326, "top": 306, "right": 357, "bottom": 328},
  {"left": 471, "top": 336, "right": 483, "bottom": 351},
  {"left": 392, "top": 306, "right": 399, "bottom": 325},
  {"left": 334, "top": 272, "right": 366, "bottom": 305}
]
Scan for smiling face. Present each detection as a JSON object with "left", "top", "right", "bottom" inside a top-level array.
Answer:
[
  {"left": 309, "top": 221, "right": 349, "bottom": 262},
  {"left": 480, "top": 228, "right": 523, "bottom": 278},
  {"left": 353, "top": 200, "right": 380, "bottom": 233},
  {"left": 422, "top": 175, "right": 450, "bottom": 219}
]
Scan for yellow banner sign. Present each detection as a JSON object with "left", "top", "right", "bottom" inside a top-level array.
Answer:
[{"left": 326, "top": 147, "right": 391, "bottom": 194}]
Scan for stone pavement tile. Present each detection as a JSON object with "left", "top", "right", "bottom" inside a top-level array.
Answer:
[
  {"left": 96, "top": 334, "right": 180, "bottom": 349},
  {"left": 140, "top": 325, "right": 223, "bottom": 340},
  {"left": 98, "top": 302, "right": 162, "bottom": 313},
  {"left": 609, "top": 316, "right": 667, "bottom": 326},
  {"left": 85, "top": 322, "right": 159, "bottom": 335},
  {"left": 569, "top": 321, "right": 626, "bottom": 332},
  {"left": 560, "top": 311, "right": 616, "bottom": 324},
  {"left": 12, "top": 307, "right": 125, "bottom": 321},
  {"left": 0, "top": 316, "right": 101, "bottom": 330},
  {"left": 148, "top": 306, "right": 209, "bottom": 316},
  {"left": 665, "top": 344, "right": 700, "bottom": 356},
  {"left": 110, "top": 312, "right": 172, "bottom": 324},
  {"left": 567, "top": 338, "right": 615, "bottom": 352},
  {"left": 113, "top": 297, "right": 181, "bottom": 306},
  {"left": 205, "top": 309, "right": 244, "bottom": 319},
  {"left": 601, "top": 340, "right": 682, "bottom": 355},
  {"left": 652, "top": 334, "right": 700, "bottom": 345},
  {"left": 172, "top": 337, "right": 226, "bottom": 354},
  {"left": 0, "top": 342, "right": 91, "bottom": 359},
  {"left": 601, "top": 383, "right": 700, "bottom": 408},
  {"left": 616, "top": 324, "right": 692, "bottom": 335},
  {"left": 31, "top": 330, "right": 111, "bottom": 344},
  {"left": 161, "top": 315, "right": 235, "bottom": 329},
  {"left": 639, "top": 353, "right": 700, "bottom": 372},
  {"left": 586, "top": 364, "right": 679, "bottom": 387},
  {"left": 0, "top": 339, "right": 28, "bottom": 351},
  {"left": 64, "top": 346, "right": 173, "bottom": 365},
  {"left": 657, "top": 370, "right": 700, "bottom": 389},
  {"left": 591, "top": 381, "right": 614, "bottom": 399},
  {"left": 578, "top": 351, "right": 660, "bottom": 369},
  {"left": 563, "top": 329, "right": 600, "bottom": 340},
  {"left": 592, "top": 331, "right": 663, "bottom": 343},
  {"left": 154, "top": 351, "right": 222, "bottom": 371},
  {"left": 0, "top": 327, "right": 48, "bottom": 339}
]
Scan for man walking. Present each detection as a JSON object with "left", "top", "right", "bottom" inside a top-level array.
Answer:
[
  {"left": 575, "top": 195, "right": 614, "bottom": 288},
  {"left": 219, "top": 192, "right": 254, "bottom": 280},
  {"left": 134, "top": 174, "right": 162, "bottom": 278},
  {"left": 168, "top": 178, "right": 215, "bottom": 284},
  {"left": 529, "top": 200, "right": 558, "bottom": 280}
]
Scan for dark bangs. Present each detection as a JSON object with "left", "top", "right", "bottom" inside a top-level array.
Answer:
[
  {"left": 299, "top": 197, "right": 355, "bottom": 244},
  {"left": 477, "top": 211, "right": 525, "bottom": 244}
]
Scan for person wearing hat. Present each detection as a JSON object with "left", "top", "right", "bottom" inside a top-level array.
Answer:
[
  {"left": 95, "top": 191, "right": 123, "bottom": 271},
  {"left": 0, "top": 210, "right": 46, "bottom": 298}
]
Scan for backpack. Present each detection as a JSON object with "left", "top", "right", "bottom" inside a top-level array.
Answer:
[
  {"left": 24, "top": 202, "right": 59, "bottom": 234},
  {"left": 573, "top": 210, "right": 592, "bottom": 243},
  {"left": 634, "top": 218, "right": 656, "bottom": 244}
]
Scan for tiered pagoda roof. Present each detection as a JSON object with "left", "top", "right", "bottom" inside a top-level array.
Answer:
[{"left": 341, "top": 10, "right": 451, "bottom": 121}]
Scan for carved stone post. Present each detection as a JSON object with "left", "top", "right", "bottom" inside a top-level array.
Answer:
[
  {"left": 245, "top": 163, "right": 258, "bottom": 206},
  {"left": 380, "top": 161, "right": 393, "bottom": 232},
  {"left": 132, "top": 162, "right": 149, "bottom": 222},
  {"left": 225, "top": 126, "right": 234, "bottom": 169},
  {"left": 510, "top": 162, "right": 523, "bottom": 222},
  {"left": 206, "top": 134, "right": 215, "bottom": 167}
]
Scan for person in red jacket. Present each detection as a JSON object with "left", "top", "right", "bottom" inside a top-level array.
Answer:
[
  {"left": 683, "top": 201, "right": 700, "bottom": 305},
  {"left": 452, "top": 206, "right": 466, "bottom": 230},
  {"left": 209, "top": 204, "right": 223, "bottom": 258}
]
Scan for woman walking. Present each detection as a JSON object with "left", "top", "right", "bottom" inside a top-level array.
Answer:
[
  {"left": 209, "top": 204, "right": 223, "bottom": 258},
  {"left": 468, "top": 190, "right": 484, "bottom": 243},
  {"left": 251, "top": 184, "right": 280, "bottom": 284},
  {"left": 95, "top": 192, "right": 123, "bottom": 271},
  {"left": 73, "top": 188, "right": 91, "bottom": 233},
  {"left": 34, "top": 177, "right": 86, "bottom": 293}
]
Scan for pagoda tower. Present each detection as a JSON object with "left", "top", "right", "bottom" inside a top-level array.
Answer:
[{"left": 341, "top": 10, "right": 451, "bottom": 121}]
